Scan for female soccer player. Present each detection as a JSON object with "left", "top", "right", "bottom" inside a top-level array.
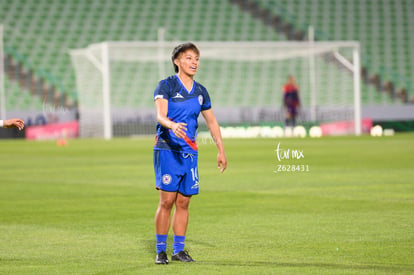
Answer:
[{"left": 153, "top": 42, "right": 227, "bottom": 264}]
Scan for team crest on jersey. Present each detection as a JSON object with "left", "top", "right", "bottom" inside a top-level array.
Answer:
[
  {"left": 198, "top": 95, "right": 203, "bottom": 105},
  {"left": 162, "top": 174, "right": 172, "bottom": 185}
]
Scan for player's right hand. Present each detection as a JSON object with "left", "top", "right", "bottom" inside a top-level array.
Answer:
[{"left": 171, "top": 122, "right": 187, "bottom": 139}]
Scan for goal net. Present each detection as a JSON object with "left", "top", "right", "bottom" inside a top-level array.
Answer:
[{"left": 70, "top": 40, "right": 361, "bottom": 139}]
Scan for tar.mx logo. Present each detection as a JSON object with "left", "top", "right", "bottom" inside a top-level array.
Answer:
[
  {"left": 274, "top": 142, "right": 309, "bottom": 173},
  {"left": 275, "top": 142, "right": 304, "bottom": 161}
]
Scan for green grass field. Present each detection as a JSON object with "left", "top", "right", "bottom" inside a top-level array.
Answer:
[{"left": 0, "top": 135, "right": 413, "bottom": 274}]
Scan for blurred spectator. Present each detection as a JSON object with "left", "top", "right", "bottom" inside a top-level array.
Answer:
[{"left": 282, "top": 75, "right": 300, "bottom": 131}]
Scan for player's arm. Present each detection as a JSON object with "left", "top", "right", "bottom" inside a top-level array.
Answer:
[
  {"left": 154, "top": 98, "right": 187, "bottom": 138},
  {"left": 296, "top": 91, "right": 301, "bottom": 107},
  {"left": 202, "top": 109, "right": 227, "bottom": 173},
  {"left": 1, "top": 118, "right": 25, "bottom": 130},
  {"left": 282, "top": 89, "right": 288, "bottom": 107}
]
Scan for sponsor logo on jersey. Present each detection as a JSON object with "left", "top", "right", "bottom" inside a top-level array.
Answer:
[
  {"left": 172, "top": 93, "right": 184, "bottom": 99},
  {"left": 198, "top": 95, "right": 203, "bottom": 105},
  {"left": 162, "top": 174, "right": 172, "bottom": 185}
]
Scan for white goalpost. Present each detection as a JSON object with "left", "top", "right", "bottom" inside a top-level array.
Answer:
[
  {"left": 0, "top": 24, "right": 6, "bottom": 120},
  {"left": 70, "top": 39, "right": 361, "bottom": 139}
]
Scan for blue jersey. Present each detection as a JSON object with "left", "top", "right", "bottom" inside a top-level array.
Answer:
[{"left": 153, "top": 75, "right": 211, "bottom": 154}]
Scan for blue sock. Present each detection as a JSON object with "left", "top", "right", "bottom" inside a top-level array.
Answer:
[
  {"left": 156, "top": 234, "right": 168, "bottom": 254},
  {"left": 173, "top": 235, "right": 185, "bottom": 254}
]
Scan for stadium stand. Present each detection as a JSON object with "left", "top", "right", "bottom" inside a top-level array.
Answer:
[
  {"left": 1, "top": 0, "right": 282, "bottom": 110},
  {"left": 4, "top": 76, "right": 43, "bottom": 111},
  {"left": 0, "top": 0, "right": 412, "bottom": 112},
  {"left": 248, "top": 0, "right": 413, "bottom": 102}
]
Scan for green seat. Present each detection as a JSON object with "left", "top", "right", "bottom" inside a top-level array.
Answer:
[{"left": 2, "top": 0, "right": 412, "bottom": 109}]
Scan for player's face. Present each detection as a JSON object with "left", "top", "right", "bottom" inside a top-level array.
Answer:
[{"left": 175, "top": 50, "right": 199, "bottom": 77}]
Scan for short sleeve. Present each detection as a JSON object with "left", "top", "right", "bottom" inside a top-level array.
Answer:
[
  {"left": 201, "top": 87, "right": 211, "bottom": 111},
  {"left": 154, "top": 80, "right": 171, "bottom": 101}
]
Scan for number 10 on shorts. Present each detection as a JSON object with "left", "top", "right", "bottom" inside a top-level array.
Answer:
[
  {"left": 190, "top": 167, "right": 199, "bottom": 190},
  {"left": 190, "top": 167, "right": 199, "bottom": 182}
]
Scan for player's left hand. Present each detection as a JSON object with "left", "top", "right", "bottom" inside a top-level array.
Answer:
[
  {"left": 217, "top": 152, "right": 227, "bottom": 173},
  {"left": 4, "top": 118, "right": 25, "bottom": 130}
]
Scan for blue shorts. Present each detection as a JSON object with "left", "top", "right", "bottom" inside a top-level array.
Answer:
[{"left": 153, "top": 150, "right": 199, "bottom": 196}]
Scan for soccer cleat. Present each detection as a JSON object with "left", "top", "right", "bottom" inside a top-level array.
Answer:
[
  {"left": 155, "top": 251, "right": 169, "bottom": 264},
  {"left": 171, "top": 250, "right": 195, "bottom": 262}
]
